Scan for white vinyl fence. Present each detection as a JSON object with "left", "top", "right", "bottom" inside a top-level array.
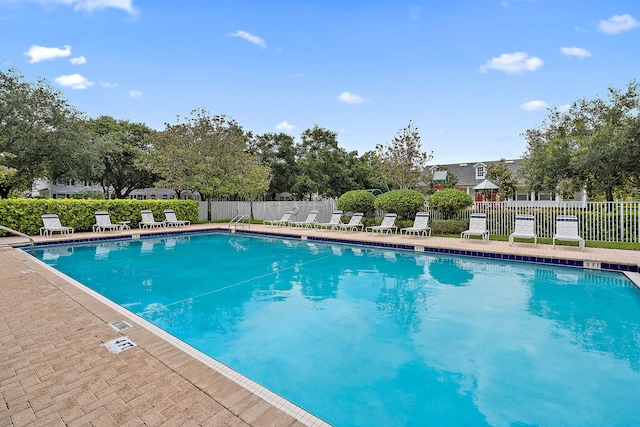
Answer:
[
  {"left": 426, "top": 201, "right": 640, "bottom": 243},
  {"left": 202, "top": 200, "right": 640, "bottom": 243},
  {"left": 204, "top": 201, "right": 337, "bottom": 224}
]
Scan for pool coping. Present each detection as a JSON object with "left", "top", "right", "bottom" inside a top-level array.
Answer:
[
  {"left": 4, "top": 223, "right": 640, "bottom": 425},
  {"left": 19, "top": 243, "right": 332, "bottom": 427},
  {"left": 26, "top": 224, "right": 640, "bottom": 277}
]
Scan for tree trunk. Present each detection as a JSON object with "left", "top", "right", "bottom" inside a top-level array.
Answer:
[{"left": 605, "top": 187, "right": 614, "bottom": 202}]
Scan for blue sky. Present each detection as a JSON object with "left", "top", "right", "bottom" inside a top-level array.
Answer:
[{"left": 1, "top": 0, "right": 639, "bottom": 164}]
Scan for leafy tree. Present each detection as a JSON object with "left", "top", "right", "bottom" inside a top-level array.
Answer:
[
  {"left": 248, "top": 132, "right": 298, "bottom": 200},
  {"left": 626, "top": 113, "right": 640, "bottom": 191},
  {"left": 144, "top": 108, "right": 269, "bottom": 203},
  {"left": 519, "top": 112, "right": 576, "bottom": 197},
  {"left": 337, "top": 190, "right": 376, "bottom": 216},
  {"left": 296, "top": 125, "right": 354, "bottom": 199},
  {"left": 0, "top": 67, "right": 86, "bottom": 198},
  {"left": 375, "top": 120, "right": 433, "bottom": 190},
  {"left": 520, "top": 80, "right": 640, "bottom": 201},
  {"left": 0, "top": 152, "right": 17, "bottom": 188},
  {"left": 86, "top": 116, "right": 158, "bottom": 199},
  {"left": 571, "top": 83, "right": 639, "bottom": 201},
  {"left": 374, "top": 189, "right": 425, "bottom": 220},
  {"left": 486, "top": 159, "right": 518, "bottom": 200},
  {"left": 250, "top": 129, "right": 387, "bottom": 200},
  {"left": 347, "top": 150, "right": 389, "bottom": 192},
  {"left": 427, "top": 189, "right": 473, "bottom": 219},
  {"left": 234, "top": 154, "right": 271, "bottom": 219}
]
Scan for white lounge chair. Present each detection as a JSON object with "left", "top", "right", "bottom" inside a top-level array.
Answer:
[
  {"left": 264, "top": 211, "right": 294, "bottom": 226},
  {"left": 92, "top": 211, "right": 124, "bottom": 233},
  {"left": 400, "top": 212, "right": 431, "bottom": 237},
  {"left": 289, "top": 210, "right": 319, "bottom": 228},
  {"left": 461, "top": 213, "right": 489, "bottom": 243},
  {"left": 164, "top": 209, "right": 190, "bottom": 227},
  {"left": 40, "top": 214, "right": 74, "bottom": 236},
  {"left": 139, "top": 210, "right": 166, "bottom": 229},
  {"left": 553, "top": 215, "right": 584, "bottom": 251},
  {"left": 316, "top": 210, "right": 343, "bottom": 229},
  {"left": 332, "top": 213, "right": 364, "bottom": 232},
  {"left": 366, "top": 213, "right": 398, "bottom": 234},
  {"left": 509, "top": 214, "right": 537, "bottom": 246}
]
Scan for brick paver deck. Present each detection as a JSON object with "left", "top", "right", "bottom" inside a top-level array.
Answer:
[{"left": 1, "top": 224, "right": 638, "bottom": 426}]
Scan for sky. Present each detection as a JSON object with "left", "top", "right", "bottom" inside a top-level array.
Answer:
[{"left": 1, "top": 0, "right": 639, "bottom": 165}]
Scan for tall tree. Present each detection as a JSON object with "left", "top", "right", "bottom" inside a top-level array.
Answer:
[
  {"left": 520, "top": 80, "right": 640, "bottom": 201},
  {"left": 144, "top": 108, "right": 269, "bottom": 202},
  {"left": 486, "top": 159, "right": 518, "bottom": 200},
  {"left": 375, "top": 120, "right": 433, "bottom": 190},
  {"left": 248, "top": 132, "right": 298, "bottom": 200},
  {"left": 295, "top": 125, "right": 353, "bottom": 199},
  {"left": 344, "top": 150, "right": 388, "bottom": 192},
  {"left": 0, "top": 67, "right": 85, "bottom": 198},
  {"left": 86, "top": 116, "right": 158, "bottom": 199},
  {"left": 0, "top": 152, "right": 17, "bottom": 187}
]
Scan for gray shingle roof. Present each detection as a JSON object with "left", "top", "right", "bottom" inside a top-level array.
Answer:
[{"left": 427, "top": 158, "right": 523, "bottom": 187}]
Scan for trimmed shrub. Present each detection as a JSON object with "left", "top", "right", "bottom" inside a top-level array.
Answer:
[
  {"left": 337, "top": 190, "right": 376, "bottom": 217},
  {"left": 431, "top": 219, "right": 468, "bottom": 235},
  {"left": 427, "top": 189, "right": 473, "bottom": 219},
  {"left": 374, "top": 189, "right": 425, "bottom": 220},
  {"left": 0, "top": 199, "right": 199, "bottom": 236}
]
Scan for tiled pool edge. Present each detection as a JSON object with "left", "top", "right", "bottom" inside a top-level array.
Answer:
[
  {"left": 237, "top": 229, "right": 640, "bottom": 275},
  {"left": 27, "top": 226, "right": 639, "bottom": 275},
  {"left": 23, "top": 248, "right": 332, "bottom": 427}
]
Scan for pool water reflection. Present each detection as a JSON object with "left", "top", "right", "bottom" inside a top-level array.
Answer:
[{"left": 37, "top": 233, "right": 640, "bottom": 427}]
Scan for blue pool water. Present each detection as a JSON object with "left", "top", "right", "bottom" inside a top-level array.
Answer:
[{"left": 36, "top": 233, "right": 640, "bottom": 427}]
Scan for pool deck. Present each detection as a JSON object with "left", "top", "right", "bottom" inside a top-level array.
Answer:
[{"left": 1, "top": 223, "right": 639, "bottom": 426}]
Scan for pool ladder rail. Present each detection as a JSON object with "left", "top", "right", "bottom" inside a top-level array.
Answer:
[
  {"left": 0, "top": 225, "right": 35, "bottom": 255},
  {"left": 229, "top": 214, "right": 251, "bottom": 231}
]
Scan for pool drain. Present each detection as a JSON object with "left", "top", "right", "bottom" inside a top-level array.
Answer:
[{"left": 104, "top": 337, "right": 137, "bottom": 354}]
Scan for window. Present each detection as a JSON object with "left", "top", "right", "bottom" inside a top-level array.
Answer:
[{"left": 476, "top": 165, "right": 486, "bottom": 179}]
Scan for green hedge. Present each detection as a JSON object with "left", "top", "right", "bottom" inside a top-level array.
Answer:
[
  {"left": 431, "top": 219, "right": 468, "bottom": 235},
  {"left": 374, "top": 189, "right": 426, "bottom": 220},
  {"left": 337, "top": 190, "right": 376, "bottom": 217},
  {"left": 0, "top": 199, "right": 199, "bottom": 236}
]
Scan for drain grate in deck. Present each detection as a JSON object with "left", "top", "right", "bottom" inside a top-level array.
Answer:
[
  {"left": 104, "top": 337, "right": 137, "bottom": 354},
  {"left": 109, "top": 320, "right": 133, "bottom": 331}
]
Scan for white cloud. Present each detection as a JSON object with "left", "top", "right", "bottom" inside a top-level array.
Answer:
[
  {"left": 599, "top": 14, "right": 639, "bottom": 35},
  {"left": 478, "top": 51, "right": 544, "bottom": 74},
  {"left": 129, "top": 90, "right": 142, "bottom": 98},
  {"left": 520, "top": 100, "right": 548, "bottom": 111},
  {"left": 558, "top": 104, "right": 571, "bottom": 112},
  {"left": 74, "top": 0, "right": 137, "bottom": 14},
  {"left": 70, "top": 56, "right": 86, "bottom": 64},
  {"left": 338, "top": 91, "right": 367, "bottom": 105},
  {"left": 275, "top": 121, "right": 295, "bottom": 132},
  {"left": 54, "top": 73, "right": 94, "bottom": 89},
  {"left": 24, "top": 44, "right": 71, "bottom": 63},
  {"left": 19, "top": 0, "right": 138, "bottom": 15},
  {"left": 230, "top": 30, "right": 267, "bottom": 49},
  {"left": 560, "top": 46, "right": 591, "bottom": 58},
  {"left": 100, "top": 81, "right": 117, "bottom": 88}
]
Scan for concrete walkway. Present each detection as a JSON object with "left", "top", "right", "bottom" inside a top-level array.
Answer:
[{"left": 1, "top": 224, "right": 638, "bottom": 426}]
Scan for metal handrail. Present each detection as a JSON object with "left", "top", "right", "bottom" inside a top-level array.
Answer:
[
  {"left": 228, "top": 214, "right": 250, "bottom": 230},
  {"left": 0, "top": 225, "right": 35, "bottom": 255}
]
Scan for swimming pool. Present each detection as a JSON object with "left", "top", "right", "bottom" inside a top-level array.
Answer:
[{"left": 36, "top": 232, "right": 640, "bottom": 426}]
